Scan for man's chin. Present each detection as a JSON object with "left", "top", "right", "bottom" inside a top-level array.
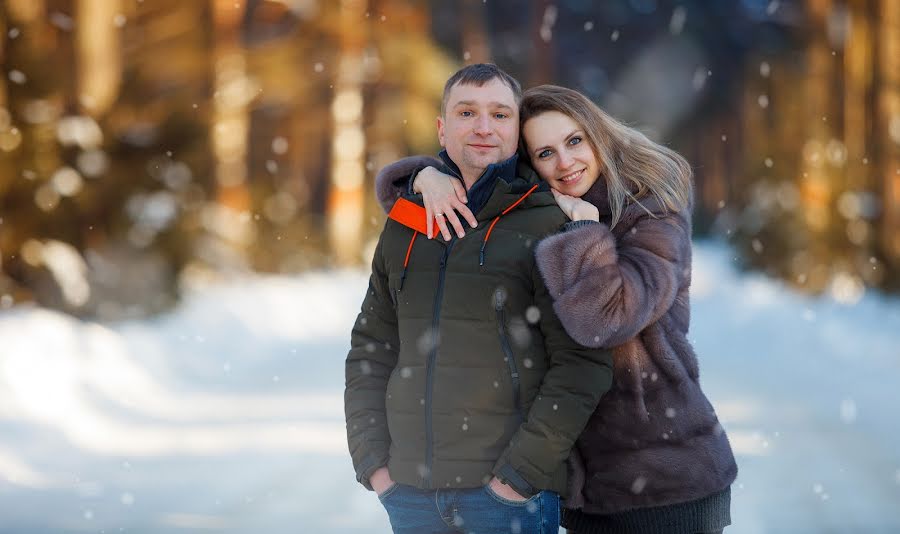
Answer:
[{"left": 467, "top": 152, "right": 509, "bottom": 168}]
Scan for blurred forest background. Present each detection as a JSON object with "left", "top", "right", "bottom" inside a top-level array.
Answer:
[{"left": 1, "top": 0, "right": 899, "bottom": 320}]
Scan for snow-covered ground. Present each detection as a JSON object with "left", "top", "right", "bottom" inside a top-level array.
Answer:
[{"left": 0, "top": 241, "right": 898, "bottom": 533}]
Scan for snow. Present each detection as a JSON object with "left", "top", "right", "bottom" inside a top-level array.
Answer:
[{"left": 1, "top": 241, "right": 899, "bottom": 533}]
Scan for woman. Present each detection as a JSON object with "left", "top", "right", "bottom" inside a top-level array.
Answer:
[{"left": 374, "top": 85, "right": 737, "bottom": 534}]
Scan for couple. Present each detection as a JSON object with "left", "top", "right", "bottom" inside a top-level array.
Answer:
[{"left": 345, "top": 63, "right": 736, "bottom": 534}]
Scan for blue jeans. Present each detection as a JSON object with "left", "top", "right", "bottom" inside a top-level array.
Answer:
[{"left": 378, "top": 482, "right": 560, "bottom": 534}]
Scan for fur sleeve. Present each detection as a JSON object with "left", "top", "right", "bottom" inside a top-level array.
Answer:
[
  {"left": 535, "top": 213, "right": 690, "bottom": 348},
  {"left": 374, "top": 155, "right": 443, "bottom": 214}
]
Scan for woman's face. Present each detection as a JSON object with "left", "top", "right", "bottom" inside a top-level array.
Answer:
[{"left": 523, "top": 111, "right": 601, "bottom": 198}]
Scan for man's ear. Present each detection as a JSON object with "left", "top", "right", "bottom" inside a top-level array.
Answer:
[{"left": 436, "top": 116, "right": 445, "bottom": 147}]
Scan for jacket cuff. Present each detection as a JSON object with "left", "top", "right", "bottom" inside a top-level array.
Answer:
[
  {"left": 355, "top": 452, "right": 388, "bottom": 491},
  {"left": 406, "top": 167, "right": 421, "bottom": 196},
  {"left": 492, "top": 460, "right": 538, "bottom": 498},
  {"left": 562, "top": 220, "right": 600, "bottom": 232}
]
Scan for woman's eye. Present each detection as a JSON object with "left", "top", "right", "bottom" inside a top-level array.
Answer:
[
  {"left": 569, "top": 136, "right": 582, "bottom": 145},
  {"left": 538, "top": 149, "right": 552, "bottom": 159}
]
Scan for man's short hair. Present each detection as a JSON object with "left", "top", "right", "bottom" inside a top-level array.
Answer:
[{"left": 441, "top": 63, "right": 522, "bottom": 116}]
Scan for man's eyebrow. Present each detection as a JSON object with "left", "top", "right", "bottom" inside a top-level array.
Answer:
[{"left": 452, "top": 100, "right": 515, "bottom": 111}]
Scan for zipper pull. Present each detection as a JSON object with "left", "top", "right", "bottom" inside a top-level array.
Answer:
[{"left": 493, "top": 287, "right": 506, "bottom": 311}]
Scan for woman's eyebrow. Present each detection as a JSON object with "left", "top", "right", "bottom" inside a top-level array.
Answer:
[{"left": 533, "top": 129, "right": 581, "bottom": 154}]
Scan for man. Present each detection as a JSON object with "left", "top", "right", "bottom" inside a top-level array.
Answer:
[{"left": 345, "top": 64, "right": 613, "bottom": 533}]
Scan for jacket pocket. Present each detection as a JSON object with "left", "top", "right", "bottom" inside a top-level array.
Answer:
[
  {"left": 483, "top": 483, "right": 541, "bottom": 506},
  {"left": 494, "top": 289, "right": 522, "bottom": 420}
]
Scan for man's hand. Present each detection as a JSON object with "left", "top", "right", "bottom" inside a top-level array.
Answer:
[
  {"left": 414, "top": 166, "right": 478, "bottom": 240},
  {"left": 370, "top": 466, "right": 395, "bottom": 495},
  {"left": 551, "top": 189, "right": 600, "bottom": 222},
  {"left": 488, "top": 476, "right": 528, "bottom": 502}
]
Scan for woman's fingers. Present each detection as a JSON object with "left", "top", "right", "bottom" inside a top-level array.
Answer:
[
  {"left": 451, "top": 179, "right": 468, "bottom": 205},
  {"left": 424, "top": 195, "right": 448, "bottom": 240},
  {"left": 425, "top": 204, "right": 435, "bottom": 240},
  {"left": 424, "top": 197, "right": 478, "bottom": 241},
  {"left": 444, "top": 209, "right": 467, "bottom": 239},
  {"left": 431, "top": 204, "right": 453, "bottom": 241},
  {"left": 550, "top": 189, "right": 578, "bottom": 220},
  {"left": 453, "top": 201, "right": 478, "bottom": 229},
  {"left": 435, "top": 214, "right": 452, "bottom": 241}
]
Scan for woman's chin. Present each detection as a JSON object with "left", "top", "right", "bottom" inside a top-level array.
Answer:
[{"left": 557, "top": 184, "right": 584, "bottom": 198}]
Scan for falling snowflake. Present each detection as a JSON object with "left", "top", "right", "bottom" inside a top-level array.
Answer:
[
  {"left": 539, "top": 5, "right": 557, "bottom": 43},
  {"left": 669, "top": 6, "right": 687, "bottom": 35},
  {"left": 839, "top": 398, "right": 857, "bottom": 423},
  {"left": 271, "top": 137, "right": 289, "bottom": 155},
  {"left": 8, "top": 70, "right": 26, "bottom": 84},
  {"left": 630, "top": 476, "right": 647, "bottom": 494}
]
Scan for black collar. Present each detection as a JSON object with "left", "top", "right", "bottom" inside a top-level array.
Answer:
[{"left": 437, "top": 149, "right": 519, "bottom": 217}]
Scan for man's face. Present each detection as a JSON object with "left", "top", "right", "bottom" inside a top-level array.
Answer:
[{"left": 437, "top": 78, "right": 519, "bottom": 184}]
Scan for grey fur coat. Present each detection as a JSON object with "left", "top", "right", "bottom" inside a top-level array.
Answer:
[{"left": 375, "top": 156, "right": 737, "bottom": 514}]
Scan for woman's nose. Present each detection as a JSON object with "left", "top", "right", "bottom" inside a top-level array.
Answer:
[{"left": 557, "top": 150, "right": 573, "bottom": 169}]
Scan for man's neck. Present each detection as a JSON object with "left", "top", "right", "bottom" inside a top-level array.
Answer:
[{"left": 461, "top": 172, "right": 481, "bottom": 191}]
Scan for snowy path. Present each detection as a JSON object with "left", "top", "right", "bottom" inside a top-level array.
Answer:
[{"left": 0, "top": 242, "right": 898, "bottom": 533}]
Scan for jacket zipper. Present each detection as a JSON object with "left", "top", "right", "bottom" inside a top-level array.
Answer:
[
  {"left": 424, "top": 237, "right": 455, "bottom": 487},
  {"left": 494, "top": 293, "right": 523, "bottom": 421}
]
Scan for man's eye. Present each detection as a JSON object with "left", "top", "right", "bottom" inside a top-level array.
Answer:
[
  {"left": 460, "top": 111, "right": 474, "bottom": 117},
  {"left": 538, "top": 149, "right": 552, "bottom": 159},
  {"left": 569, "top": 136, "right": 582, "bottom": 145},
  {"left": 494, "top": 113, "right": 508, "bottom": 119}
]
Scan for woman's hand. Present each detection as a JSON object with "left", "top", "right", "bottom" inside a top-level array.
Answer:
[
  {"left": 414, "top": 167, "right": 478, "bottom": 240},
  {"left": 551, "top": 189, "right": 600, "bottom": 222}
]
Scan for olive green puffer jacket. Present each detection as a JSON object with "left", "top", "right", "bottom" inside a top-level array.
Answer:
[{"left": 345, "top": 153, "right": 613, "bottom": 498}]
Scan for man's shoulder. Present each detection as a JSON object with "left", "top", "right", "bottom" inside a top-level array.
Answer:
[{"left": 511, "top": 193, "right": 568, "bottom": 235}]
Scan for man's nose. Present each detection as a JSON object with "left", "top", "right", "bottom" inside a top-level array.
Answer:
[{"left": 473, "top": 115, "right": 491, "bottom": 135}]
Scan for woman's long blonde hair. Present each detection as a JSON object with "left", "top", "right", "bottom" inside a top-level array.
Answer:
[{"left": 520, "top": 85, "right": 692, "bottom": 228}]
